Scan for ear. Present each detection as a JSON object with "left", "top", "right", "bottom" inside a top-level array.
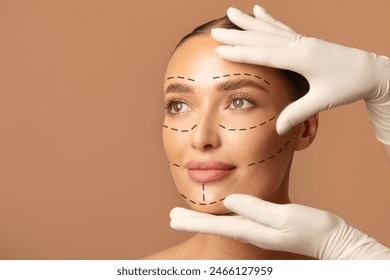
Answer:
[{"left": 294, "top": 114, "right": 319, "bottom": 151}]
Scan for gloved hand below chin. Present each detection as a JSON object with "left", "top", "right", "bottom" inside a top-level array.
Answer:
[
  {"left": 170, "top": 194, "right": 390, "bottom": 260},
  {"left": 210, "top": 5, "right": 390, "bottom": 144}
]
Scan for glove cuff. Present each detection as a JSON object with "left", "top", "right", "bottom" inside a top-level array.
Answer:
[
  {"left": 365, "top": 55, "right": 390, "bottom": 145},
  {"left": 365, "top": 89, "right": 390, "bottom": 145},
  {"left": 326, "top": 224, "right": 390, "bottom": 259}
]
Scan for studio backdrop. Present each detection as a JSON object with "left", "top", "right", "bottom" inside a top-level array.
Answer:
[{"left": 0, "top": 0, "right": 389, "bottom": 259}]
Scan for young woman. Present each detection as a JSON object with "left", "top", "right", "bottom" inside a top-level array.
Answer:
[
  {"left": 144, "top": 15, "right": 318, "bottom": 260},
  {"left": 169, "top": 5, "right": 390, "bottom": 260}
]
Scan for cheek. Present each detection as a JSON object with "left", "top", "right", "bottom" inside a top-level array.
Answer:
[
  {"left": 162, "top": 116, "right": 196, "bottom": 160},
  {"left": 222, "top": 123, "right": 294, "bottom": 196},
  {"left": 161, "top": 108, "right": 295, "bottom": 214}
]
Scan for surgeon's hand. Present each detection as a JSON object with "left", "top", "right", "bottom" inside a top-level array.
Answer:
[
  {"left": 170, "top": 194, "right": 390, "bottom": 259},
  {"left": 211, "top": 5, "right": 390, "bottom": 145}
]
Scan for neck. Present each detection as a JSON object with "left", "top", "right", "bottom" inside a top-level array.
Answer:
[{"left": 188, "top": 233, "right": 300, "bottom": 260}]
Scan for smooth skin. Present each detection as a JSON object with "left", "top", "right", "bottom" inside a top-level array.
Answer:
[
  {"left": 146, "top": 34, "right": 318, "bottom": 259},
  {"left": 170, "top": 5, "right": 390, "bottom": 259}
]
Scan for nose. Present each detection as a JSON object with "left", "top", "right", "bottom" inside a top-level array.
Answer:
[{"left": 190, "top": 115, "right": 221, "bottom": 151}]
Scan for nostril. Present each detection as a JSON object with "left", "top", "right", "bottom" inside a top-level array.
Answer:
[{"left": 203, "top": 144, "right": 214, "bottom": 150}]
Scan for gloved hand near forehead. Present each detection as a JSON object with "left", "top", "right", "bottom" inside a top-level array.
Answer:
[{"left": 211, "top": 5, "right": 390, "bottom": 147}]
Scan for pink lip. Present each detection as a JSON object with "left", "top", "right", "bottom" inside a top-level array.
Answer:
[{"left": 185, "top": 160, "right": 236, "bottom": 183}]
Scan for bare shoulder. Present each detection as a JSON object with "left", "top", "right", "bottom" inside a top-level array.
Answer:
[
  {"left": 142, "top": 239, "right": 195, "bottom": 260},
  {"left": 142, "top": 246, "right": 179, "bottom": 260}
]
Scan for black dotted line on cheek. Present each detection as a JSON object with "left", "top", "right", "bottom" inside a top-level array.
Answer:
[
  {"left": 211, "top": 73, "right": 271, "bottom": 85},
  {"left": 247, "top": 138, "right": 292, "bottom": 167},
  {"left": 219, "top": 116, "right": 276, "bottom": 132},
  {"left": 162, "top": 124, "right": 198, "bottom": 133},
  {"left": 168, "top": 161, "right": 181, "bottom": 168},
  {"left": 166, "top": 76, "right": 195, "bottom": 82}
]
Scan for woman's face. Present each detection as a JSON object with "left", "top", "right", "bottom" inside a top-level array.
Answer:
[{"left": 163, "top": 36, "right": 301, "bottom": 214}]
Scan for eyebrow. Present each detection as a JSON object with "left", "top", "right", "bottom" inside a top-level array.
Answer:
[
  {"left": 216, "top": 79, "right": 269, "bottom": 93},
  {"left": 164, "top": 83, "right": 194, "bottom": 95},
  {"left": 164, "top": 78, "right": 270, "bottom": 95}
]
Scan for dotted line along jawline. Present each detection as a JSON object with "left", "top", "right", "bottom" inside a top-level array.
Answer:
[
  {"left": 162, "top": 124, "right": 197, "bottom": 133},
  {"left": 247, "top": 138, "right": 292, "bottom": 167},
  {"left": 180, "top": 185, "right": 226, "bottom": 207},
  {"left": 211, "top": 72, "right": 270, "bottom": 85},
  {"left": 219, "top": 116, "right": 276, "bottom": 131}
]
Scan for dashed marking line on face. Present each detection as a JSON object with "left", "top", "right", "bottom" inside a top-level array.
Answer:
[
  {"left": 211, "top": 73, "right": 271, "bottom": 86},
  {"left": 166, "top": 76, "right": 195, "bottom": 82},
  {"left": 210, "top": 73, "right": 271, "bottom": 87},
  {"left": 168, "top": 161, "right": 181, "bottom": 168},
  {"left": 219, "top": 115, "right": 276, "bottom": 132},
  {"left": 162, "top": 124, "right": 198, "bottom": 133},
  {"left": 247, "top": 138, "right": 293, "bottom": 167},
  {"left": 179, "top": 183, "right": 226, "bottom": 206},
  {"left": 202, "top": 183, "right": 205, "bottom": 202}
]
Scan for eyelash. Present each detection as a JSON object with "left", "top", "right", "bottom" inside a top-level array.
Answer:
[
  {"left": 164, "top": 93, "right": 257, "bottom": 115},
  {"left": 164, "top": 98, "right": 191, "bottom": 115},
  {"left": 226, "top": 93, "right": 257, "bottom": 111}
]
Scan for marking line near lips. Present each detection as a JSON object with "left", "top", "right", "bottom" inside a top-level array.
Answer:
[
  {"left": 164, "top": 74, "right": 277, "bottom": 206},
  {"left": 168, "top": 137, "right": 293, "bottom": 206}
]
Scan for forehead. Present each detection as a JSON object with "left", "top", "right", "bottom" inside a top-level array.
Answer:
[{"left": 165, "top": 36, "right": 281, "bottom": 85}]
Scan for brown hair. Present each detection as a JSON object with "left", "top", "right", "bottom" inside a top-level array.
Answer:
[{"left": 174, "top": 16, "right": 310, "bottom": 101}]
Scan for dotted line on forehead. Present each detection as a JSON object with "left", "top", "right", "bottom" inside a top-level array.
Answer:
[
  {"left": 212, "top": 73, "right": 270, "bottom": 85},
  {"left": 165, "top": 73, "right": 271, "bottom": 85},
  {"left": 166, "top": 76, "right": 195, "bottom": 82}
]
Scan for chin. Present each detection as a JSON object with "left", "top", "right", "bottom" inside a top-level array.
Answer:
[{"left": 188, "top": 203, "right": 232, "bottom": 215}]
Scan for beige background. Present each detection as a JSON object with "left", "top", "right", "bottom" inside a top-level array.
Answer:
[{"left": 0, "top": 0, "right": 389, "bottom": 259}]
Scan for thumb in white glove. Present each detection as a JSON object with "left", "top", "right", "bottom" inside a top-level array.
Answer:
[
  {"left": 211, "top": 6, "right": 390, "bottom": 144},
  {"left": 170, "top": 194, "right": 390, "bottom": 260}
]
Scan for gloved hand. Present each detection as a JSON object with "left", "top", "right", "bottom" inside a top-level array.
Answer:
[
  {"left": 170, "top": 194, "right": 390, "bottom": 259},
  {"left": 211, "top": 5, "right": 390, "bottom": 144}
]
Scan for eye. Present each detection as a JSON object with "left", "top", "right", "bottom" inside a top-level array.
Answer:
[
  {"left": 229, "top": 97, "right": 254, "bottom": 110},
  {"left": 166, "top": 100, "right": 191, "bottom": 114}
]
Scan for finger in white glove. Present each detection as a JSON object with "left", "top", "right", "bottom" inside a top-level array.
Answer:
[
  {"left": 211, "top": 6, "right": 390, "bottom": 143},
  {"left": 170, "top": 194, "right": 390, "bottom": 260}
]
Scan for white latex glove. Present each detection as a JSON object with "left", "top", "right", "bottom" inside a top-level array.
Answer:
[
  {"left": 211, "top": 5, "right": 390, "bottom": 144},
  {"left": 170, "top": 194, "right": 390, "bottom": 260}
]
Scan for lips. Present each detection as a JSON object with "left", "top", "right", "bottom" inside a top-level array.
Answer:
[{"left": 185, "top": 160, "right": 236, "bottom": 183}]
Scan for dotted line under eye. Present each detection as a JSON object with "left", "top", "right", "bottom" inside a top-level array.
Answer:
[
  {"left": 211, "top": 73, "right": 271, "bottom": 85},
  {"left": 247, "top": 138, "right": 292, "bottom": 167},
  {"left": 162, "top": 124, "right": 197, "bottom": 132},
  {"left": 219, "top": 116, "right": 276, "bottom": 131},
  {"left": 166, "top": 76, "right": 195, "bottom": 82}
]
